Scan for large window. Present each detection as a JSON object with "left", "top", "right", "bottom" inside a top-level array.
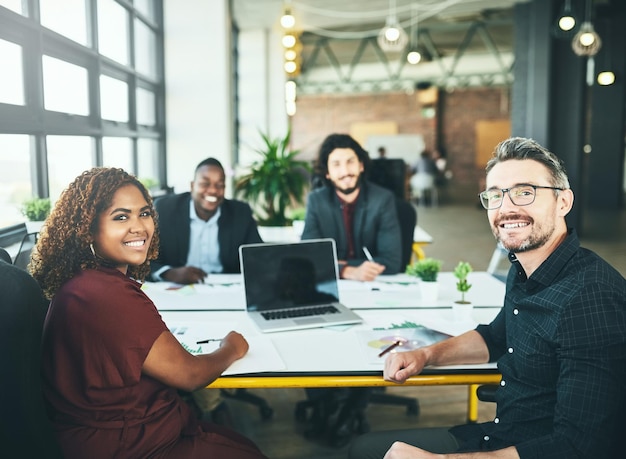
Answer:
[{"left": 0, "top": 0, "right": 165, "bottom": 234}]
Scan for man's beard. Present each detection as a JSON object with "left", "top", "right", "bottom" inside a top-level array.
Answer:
[
  {"left": 332, "top": 174, "right": 362, "bottom": 196},
  {"left": 493, "top": 215, "right": 555, "bottom": 253}
]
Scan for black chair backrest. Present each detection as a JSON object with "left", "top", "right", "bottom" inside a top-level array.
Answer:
[
  {"left": 14, "top": 232, "right": 38, "bottom": 271},
  {"left": 0, "top": 259, "right": 63, "bottom": 457},
  {"left": 0, "top": 247, "right": 11, "bottom": 264},
  {"left": 369, "top": 158, "right": 407, "bottom": 200},
  {"left": 395, "top": 199, "right": 417, "bottom": 270}
]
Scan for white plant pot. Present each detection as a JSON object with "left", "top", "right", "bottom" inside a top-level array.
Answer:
[
  {"left": 452, "top": 301, "right": 474, "bottom": 321},
  {"left": 419, "top": 281, "right": 439, "bottom": 303},
  {"left": 25, "top": 220, "right": 45, "bottom": 234},
  {"left": 292, "top": 220, "right": 305, "bottom": 238}
]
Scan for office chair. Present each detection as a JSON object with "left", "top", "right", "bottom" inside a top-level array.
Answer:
[
  {"left": 487, "top": 242, "right": 509, "bottom": 282},
  {"left": 476, "top": 384, "right": 499, "bottom": 403},
  {"left": 394, "top": 199, "right": 418, "bottom": 270},
  {"left": 410, "top": 172, "right": 438, "bottom": 207},
  {"left": 220, "top": 388, "right": 274, "bottom": 420},
  {"left": 0, "top": 247, "right": 11, "bottom": 264},
  {"left": 368, "top": 198, "right": 421, "bottom": 416},
  {"left": 14, "top": 231, "right": 38, "bottom": 271},
  {"left": 0, "top": 259, "right": 63, "bottom": 457}
]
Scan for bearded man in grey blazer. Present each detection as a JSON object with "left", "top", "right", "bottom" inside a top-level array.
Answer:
[{"left": 302, "top": 133, "right": 402, "bottom": 281}]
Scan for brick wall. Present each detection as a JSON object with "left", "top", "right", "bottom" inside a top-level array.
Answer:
[{"left": 291, "top": 87, "right": 510, "bottom": 204}]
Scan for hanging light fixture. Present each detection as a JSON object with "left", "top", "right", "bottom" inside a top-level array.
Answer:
[
  {"left": 557, "top": 0, "right": 577, "bottom": 31},
  {"left": 280, "top": 4, "right": 295, "bottom": 29},
  {"left": 571, "top": 0, "right": 601, "bottom": 86},
  {"left": 406, "top": 4, "right": 421, "bottom": 65},
  {"left": 596, "top": 19, "right": 615, "bottom": 86},
  {"left": 572, "top": 0, "right": 601, "bottom": 57},
  {"left": 377, "top": 0, "right": 408, "bottom": 53},
  {"left": 597, "top": 71, "right": 615, "bottom": 86}
]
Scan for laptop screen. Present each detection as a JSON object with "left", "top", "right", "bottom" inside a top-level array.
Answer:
[{"left": 240, "top": 239, "right": 340, "bottom": 312}]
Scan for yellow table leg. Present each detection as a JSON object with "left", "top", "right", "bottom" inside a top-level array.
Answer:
[
  {"left": 411, "top": 242, "right": 426, "bottom": 261},
  {"left": 467, "top": 384, "right": 479, "bottom": 423}
]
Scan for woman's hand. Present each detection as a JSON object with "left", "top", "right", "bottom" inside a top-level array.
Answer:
[{"left": 220, "top": 331, "right": 249, "bottom": 360}]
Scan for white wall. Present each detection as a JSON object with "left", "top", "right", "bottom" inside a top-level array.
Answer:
[
  {"left": 163, "top": 1, "right": 289, "bottom": 195},
  {"left": 163, "top": 0, "right": 232, "bottom": 193},
  {"left": 236, "top": 28, "right": 289, "bottom": 174}
]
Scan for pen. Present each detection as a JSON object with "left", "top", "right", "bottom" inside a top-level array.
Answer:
[
  {"left": 378, "top": 340, "right": 402, "bottom": 358},
  {"left": 196, "top": 338, "right": 222, "bottom": 344},
  {"left": 363, "top": 247, "right": 374, "bottom": 262}
]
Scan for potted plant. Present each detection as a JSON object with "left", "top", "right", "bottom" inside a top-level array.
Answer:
[
  {"left": 452, "top": 261, "right": 473, "bottom": 321},
  {"left": 21, "top": 197, "right": 51, "bottom": 233},
  {"left": 406, "top": 257, "right": 443, "bottom": 302},
  {"left": 288, "top": 207, "right": 307, "bottom": 237},
  {"left": 235, "top": 129, "right": 311, "bottom": 227},
  {"left": 453, "top": 261, "right": 473, "bottom": 304}
]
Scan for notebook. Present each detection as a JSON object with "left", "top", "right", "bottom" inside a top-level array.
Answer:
[{"left": 239, "top": 238, "right": 363, "bottom": 333}]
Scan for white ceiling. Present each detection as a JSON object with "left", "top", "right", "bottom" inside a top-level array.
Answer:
[
  {"left": 232, "top": 0, "right": 533, "bottom": 93},
  {"left": 233, "top": 0, "right": 531, "bottom": 33}
]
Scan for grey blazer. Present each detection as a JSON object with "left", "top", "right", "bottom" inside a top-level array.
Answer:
[{"left": 301, "top": 181, "right": 402, "bottom": 274}]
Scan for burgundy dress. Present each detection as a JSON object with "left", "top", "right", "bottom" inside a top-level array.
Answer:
[{"left": 41, "top": 266, "right": 266, "bottom": 459}]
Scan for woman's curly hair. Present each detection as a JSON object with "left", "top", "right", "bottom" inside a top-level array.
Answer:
[{"left": 30, "top": 167, "right": 160, "bottom": 299}]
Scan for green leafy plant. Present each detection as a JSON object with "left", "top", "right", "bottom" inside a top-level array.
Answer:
[
  {"left": 139, "top": 177, "right": 160, "bottom": 191},
  {"left": 405, "top": 257, "right": 443, "bottom": 282},
  {"left": 235, "top": 129, "right": 311, "bottom": 226},
  {"left": 21, "top": 197, "right": 51, "bottom": 221},
  {"left": 453, "top": 261, "right": 473, "bottom": 303},
  {"left": 288, "top": 207, "right": 306, "bottom": 221}
]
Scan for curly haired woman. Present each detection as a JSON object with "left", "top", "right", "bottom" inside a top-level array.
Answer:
[{"left": 31, "top": 168, "right": 267, "bottom": 459}]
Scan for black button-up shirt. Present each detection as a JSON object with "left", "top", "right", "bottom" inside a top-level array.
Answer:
[{"left": 451, "top": 229, "right": 626, "bottom": 458}]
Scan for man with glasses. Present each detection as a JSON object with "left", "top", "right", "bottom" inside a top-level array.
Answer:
[{"left": 349, "top": 137, "right": 625, "bottom": 459}]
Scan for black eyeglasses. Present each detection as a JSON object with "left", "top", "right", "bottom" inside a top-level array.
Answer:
[{"left": 478, "top": 185, "right": 564, "bottom": 210}]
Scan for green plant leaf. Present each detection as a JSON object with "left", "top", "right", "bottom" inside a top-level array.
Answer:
[
  {"left": 21, "top": 197, "right": 51, "bottom": 221},
  {"left": 235, "top": 129, "right": 312, "bottom": 226},
  {"left": 406, "top": 257, "right": 443, "bottom": 282}
]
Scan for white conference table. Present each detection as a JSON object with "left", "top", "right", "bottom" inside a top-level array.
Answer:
[
  {"left": 142, "top": 272, "right": 505, "bottom": 312},
  {"left": 258, "top": 224, "right": 434, "bottom": 260},
  {"left": 146, "top": 273, "right": 505, "bottom": 422}
]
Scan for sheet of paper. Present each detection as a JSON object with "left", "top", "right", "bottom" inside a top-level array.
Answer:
[
  {"left": 142, "top": 282, "right": 245, "bottom": 310},
  {"left": 356, "top": 326, "right": 450, "bottom": 365},
  {"left": 167, "top": 321, "right": 286, "bottom": 375},
  {"left": 203, "top": 274, "right": 243, "bottom": 285}
]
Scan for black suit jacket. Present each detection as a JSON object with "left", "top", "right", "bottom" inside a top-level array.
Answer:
[
  {"left": 150, "top": 192, "right": 262, "bottom": 277},
  {"left": 301, "top": 181, "right": 402, "bottom": 274}
]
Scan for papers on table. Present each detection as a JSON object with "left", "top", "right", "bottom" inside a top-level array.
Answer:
[
  {"left": 357, "top": 326, "right": 450, "bottom": 364},
  {"left": 355, "top": 310, "right": 478, "bottom": 365},
  {"left": 144, "top": 272, "right": 505, "bottom": 312},
  {"left": 142, "top": 280, "right": 245, "bottom": 311},
  {"left": 339, "top": 272, "right": 505, "bottom": 309},
  {"left": 167, "top": 321, "right": 286, "bottom": 375}
]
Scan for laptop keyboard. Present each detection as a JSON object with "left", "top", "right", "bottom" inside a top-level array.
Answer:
[{"left": 261, "top": 305, "right": 339, "bottom": 320}]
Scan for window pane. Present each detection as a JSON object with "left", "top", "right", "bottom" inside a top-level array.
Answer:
[
  {"left": 137, "top": 138, "right": 159, "bottom": 187},
  {"left": 97, "top": 0, "right": 129, "bottom": 65},
  {"left": 0, "top": 0, "right": 24, "bottom": 15},
  {"left": 100, "top": 75, "right": 129, "bottom": 122},
  {"left": 135, "top": 19, "right": 157, "bottom": 78},
  {"left": 0, "top": 135, "right": 32, "bottom": 226},
  {"left": 134, "top": 0, "right": 153, "bottom": 21},
  {"left": 0, "top": 39, "right": 24, "bottom": 105},
  {"left": 136, "top": 87, "right": 156, "bottom": 126},
  {"left": 102, "top": 137, "right": 133, "bottom": 173},
  {"left": 42, "top": 56, "right": 89, "bottom": 115},
  {"left": 40, "top": 0, "right": 87, "bottom": 45},
  {"left": 47, "top": 136, "right": 93, "bottom": 200}
]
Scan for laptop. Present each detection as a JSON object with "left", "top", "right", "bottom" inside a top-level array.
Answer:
[{"left": 239, "top": 238, "right": 363, "bottom": 333}]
